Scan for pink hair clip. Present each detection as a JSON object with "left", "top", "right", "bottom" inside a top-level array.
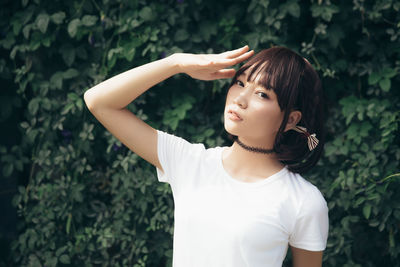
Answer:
[{"left": 292, "top": 126, "right": 319, "bottom": 151}]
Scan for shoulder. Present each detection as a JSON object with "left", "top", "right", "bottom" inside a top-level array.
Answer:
[
  {"left": 157, "top": 130, "right": 206, "bottom": 153},
  {"left": 157, "top": 130, "right": 225, "bottom": 163},
  {"left": 284, "top": 171, "right": 328, "bottom": 216}
]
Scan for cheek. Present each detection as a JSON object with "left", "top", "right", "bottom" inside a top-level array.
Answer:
[
  {"left": 226, "top": 86, "right": 237, "bottom": 99},
  {"left": 251, "top": 104, "right": 284, "bottom": 131}
]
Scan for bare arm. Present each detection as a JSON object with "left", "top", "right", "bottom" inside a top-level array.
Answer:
[
  {"left": 291, "top": 246, "right": 323, "bottom": 267},
  {"left": 83, "top": 46, "right": 254, "bottom": 170}
]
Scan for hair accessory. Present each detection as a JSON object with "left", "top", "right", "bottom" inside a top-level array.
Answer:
[
  {"left": 235, "top": 138, "right": 275, "bottom": 154},
  {"left": 292, "top": 126, "right": 319, "bottom": 151}
]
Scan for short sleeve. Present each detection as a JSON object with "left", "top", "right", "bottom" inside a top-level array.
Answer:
[
  {"left": 156, "top": 130, "right": 205, "bottom": 194},
  {"left": 289, "top": 188, "right": 329, "bottom": 251}
]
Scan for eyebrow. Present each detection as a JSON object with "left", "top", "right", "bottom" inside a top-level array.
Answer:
[{"left": 237, "top": 73, "right": 271, "bottom": 91}]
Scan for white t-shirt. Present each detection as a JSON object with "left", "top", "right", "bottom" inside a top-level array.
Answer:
[{"left": 156, "top": 130, "right": 329, "bottom": 267}]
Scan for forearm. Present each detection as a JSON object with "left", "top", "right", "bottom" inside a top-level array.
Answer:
[{"left": 84, "top": 54, "right": 179, "bottom": 111}]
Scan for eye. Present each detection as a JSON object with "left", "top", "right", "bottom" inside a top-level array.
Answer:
[
  {"left": 235, "top": 80, "right": 245, "bottom": 87},
  {"left": 256, "top": 91, "right": 269, "bottom": 99}
]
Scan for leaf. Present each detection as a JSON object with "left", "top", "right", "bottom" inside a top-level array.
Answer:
[
  {"left": 3, "top": 163, "right": 13, "bottom": 177},
  {"left": 51, "top": 12, "right": 66, "bottom": 24},
  {"left": 56, "top": 246, "right": 68, "bottom": 257},
  {"left": 50, "top": 72, "right": 63, "bottom": 89},
  {"left": 60, "top": 44, "right": 75, "bottom": 67},
  {"left": 107, "top": 47, "right": 123, "bottom": 61},
  {"left": 253, "top": 10, "right": 262, "bottom": 24},
  {"left": 287, "top": 1, "right": 300, "bottom": 18},
  {"left": 363, "top": 204, "right": 371, "bottom": 219},
  {"left": 354, "top": 197, "right": 365, "bottom": 207},
  {"left": 81, "top": 15, "right": 98, "bottom": 27},
  {"left": 379, "top": 78, "right": 391, "bottom": 92},
  {"left": 123, "top": 43, "right": 136, "bottom": 62},
  {"left": 20, "top": 121, "right": 29, "bottom": 129},
  {"left": 368, "top": 72, "right": 380, "bottom": 85},
  {"left": 67, "top": 92, "right": 79, "bottom": 101},
  {"left": 36, "top": 13, "right": 50, "bottom": 34},
  {"left": 23, "top": 24, "right": 32, "bottom": 39},
  {"left": 12, "top": 19, "right": 22, "bottom": 35},
  {"left": 28, "top": 98, "right": 40, "bottom": 115},
  {"left": 139, "top": 7, "right": 153, "bottom": 21},
  {"left": 63, "top": 68, "right": 79, "bottom": 79},
  {"left": 61, "top": 103, "right": 74, "bottom": 115},
  {"left": 174, "top": 29, "right": 189, "bottom": 42},
  {"left": 59, "top": 255, "right": 70, "bottom": 264},
  {"left": 68, "top": 19, "right": 81, "bottom": 38},
  {"left": 66, "top": 213, "right": 72, "bottom": 234},
  {"left": 381, "top": 67, "right": 397, "bottom": 78},
  {"left": 311, "top": 4, "right": 339, "bottom": 22}
]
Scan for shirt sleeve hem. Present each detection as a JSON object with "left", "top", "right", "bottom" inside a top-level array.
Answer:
[
  {"left": 156, "top": 166, "right": 169, "bottom": 183},
  {"left": 289, "top": 242, "right": 326, "bottom": 251}
]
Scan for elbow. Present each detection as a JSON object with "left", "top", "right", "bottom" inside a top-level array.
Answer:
[{"left": 83, "top": 89, "right": 96, "bottom": 111}]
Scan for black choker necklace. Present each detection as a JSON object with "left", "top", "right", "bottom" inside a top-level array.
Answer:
[{"left": 235, "top": 138, "right": 275, "bottom": 154}]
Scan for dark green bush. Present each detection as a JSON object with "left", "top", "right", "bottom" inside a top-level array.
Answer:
[{"left": 0, "top": 0, "right": 399, "bottom": 266}]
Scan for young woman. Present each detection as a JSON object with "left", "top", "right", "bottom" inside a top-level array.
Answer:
[{"left": 84, "top": 45, "right": 329, "bottom": 267}]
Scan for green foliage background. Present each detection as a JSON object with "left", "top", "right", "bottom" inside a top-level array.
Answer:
[{"left": 0, "top": 0, "right": 399, "bottom": 266}]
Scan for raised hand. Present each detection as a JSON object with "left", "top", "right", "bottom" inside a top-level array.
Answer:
[{"left": 173, "top": 45, "right": 254, "bottom": 81}]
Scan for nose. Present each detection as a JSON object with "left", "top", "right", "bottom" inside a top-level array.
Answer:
[
  {"left": 233, "top": 90, "right": 248, "bottom": 109},
  {"left": 233, "top": 86, "right": 252, "bottom": 108}
]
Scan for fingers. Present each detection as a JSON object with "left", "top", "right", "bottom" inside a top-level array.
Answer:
[
  {"left": 218, "top": 50, "right": 254, "bottom": 67},
  {"left": 221, "top": 45, "right": 250, "bottom": 59},
  {"left": 212, "top": 69, "right": 236, "bottom": 79}
]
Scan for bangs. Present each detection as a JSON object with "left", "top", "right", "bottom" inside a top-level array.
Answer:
[{"left": 231, "top": 47, "right": 306, "bottom": 111}]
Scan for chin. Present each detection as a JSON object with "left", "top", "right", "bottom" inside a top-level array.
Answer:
[{"left": 223, "top": 121, "right": 240, "bottom": 137}]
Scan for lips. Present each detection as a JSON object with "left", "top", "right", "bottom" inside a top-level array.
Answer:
[{"left": 227, "top": 109, "right": 243, "bottom": 121}]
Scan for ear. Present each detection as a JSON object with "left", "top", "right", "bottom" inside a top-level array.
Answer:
[{"left": 284, "top": 110, "right": 302, "bottom": 132}]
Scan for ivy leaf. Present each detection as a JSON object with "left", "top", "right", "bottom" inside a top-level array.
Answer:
[
  {"left": 68, "top": 19, "right": 81, "bottom": 38},
  {"left": 328, "top": 25, "right": 345, "bottom": 48},
  {"left": 381, "top": 67, "right": 397, "bottom": 79},
  {"left": 20, "top": 121, "right": 29, "bottom": 129},
  {"left": 174, "top": 29, "right": 189, "bottom": 42},
  {"left": 36, "top": 13, "right": 50, "bottom": 34},
  {"left": 363, "top": 204, "right": 372, "bottom": 219},
  {"left": 51, "top": 12, "right": 66, "bottom": 25},
  {"left": 107, "top": 47, "right": 123, "bottom": 61},
  {"left": 28, "top": 98, "right": 40, "bottom": 115},
  {"left": 311, "top": 4, "right": 339, "bottom": 22},
  {"left": 123, "top": 42, "right": 136, "bottom": 62},
  {"left": 379, "top": 78, "right": 391, "bottom": 92},
  {"left": 59, "top": 255, "right": 70, "bottom": 264},
  {"left": 50, "top": 72, "right": 63, "bottom": 89},
  {"left": 286, "top": 1, "right": 300, "bottom": 18},
  {"left": 368, "top": 72, "right": 380, "bottom": 85},
  {"left": 11, "top": 19, "right": 22, "bottom": 35},
  {"left": 63, "top": 69, "right": 79, "bottom": 79},
  {"left": 67, "top": 92, "right": 79, "bottom": 101},
  {"left": 23, "top": 24, "right": 32, "bottom": 39},
  {"left": 60, "top": 44, "right": 75, "bottom": 67},
  {"left": 3, "top": 163, "right": 13, "bottom": 177},
  {"left": 253, "top": 10, "right": 262, "bottom": 24},
  {"left": 66, "top": 214, "right": 72, "bottom": 234},
  {"left": 139, "top": 7, "right": 153, "bottom": 21},
  {"left": 81, "top": 15, "right": 98, "bottom": 27}
]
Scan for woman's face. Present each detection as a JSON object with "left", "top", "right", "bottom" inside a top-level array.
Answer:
[{"left": 224, "top": 68, "right": 284, "bottom": 148}]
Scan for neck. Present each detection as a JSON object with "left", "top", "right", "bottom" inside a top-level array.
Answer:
[{"left": 222, "top": 139, "right": 285, "bottom": 182}]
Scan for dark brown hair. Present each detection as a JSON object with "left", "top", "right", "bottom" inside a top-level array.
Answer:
[{"left": 228, "top": 47, "right": 325, "bottom": 174}]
